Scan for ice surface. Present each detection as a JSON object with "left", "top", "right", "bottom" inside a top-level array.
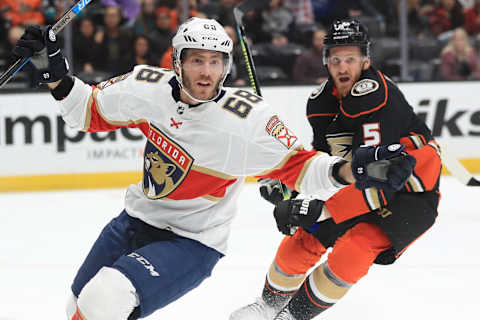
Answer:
[{"left": 0, "top": 176, "right": 478, "bottom": 319}]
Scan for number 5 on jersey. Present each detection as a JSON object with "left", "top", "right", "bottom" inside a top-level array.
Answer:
[{"left": 362, "top": 123, "right": 380, "bottom": 146}]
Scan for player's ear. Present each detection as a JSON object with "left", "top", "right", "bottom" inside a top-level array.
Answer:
[{"left": 363, "top": 58, "right": 371, "bottom": 70}]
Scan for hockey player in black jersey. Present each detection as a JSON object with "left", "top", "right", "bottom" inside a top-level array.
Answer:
[{"left": 231, "top": 19, "right": 442, "bottom": 320}]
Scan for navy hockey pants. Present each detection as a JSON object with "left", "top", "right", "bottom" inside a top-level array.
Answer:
[{"left": 71, "top": 210, "right": 223, "bottom": 318}]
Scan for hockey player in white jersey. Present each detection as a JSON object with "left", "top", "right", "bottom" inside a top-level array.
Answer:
[{"left": 12, "top": 17, "right": 415, "bottom": 320}]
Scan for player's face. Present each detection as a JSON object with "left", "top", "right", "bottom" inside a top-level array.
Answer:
[
  {"left": 180, "top": 49, "right": 225, "bottom": 103},
  {"left": 326, "top": 46, "right": 370, "bottom": 97}
]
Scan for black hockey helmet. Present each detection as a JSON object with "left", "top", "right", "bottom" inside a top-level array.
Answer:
[{"left": 323, "top": 19, "right": 371, "bottom": 65}]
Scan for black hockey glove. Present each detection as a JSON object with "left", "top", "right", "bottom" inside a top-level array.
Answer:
[
  {"left": 351, "top": 144, "right": 417, "bottom": 191},
  {"left": 273, "top": 199, "right": 325, "bottom": 236},
  {"left": 12, "top": 25, "right": 69, "bottom": 85},
  {"left": 259, "top": 178, "right": 298, "bottom": 206}
]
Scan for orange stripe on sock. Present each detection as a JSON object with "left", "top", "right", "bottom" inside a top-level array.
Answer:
[{"left": 304, "top": 284, "right": 331, "bottom": 309}]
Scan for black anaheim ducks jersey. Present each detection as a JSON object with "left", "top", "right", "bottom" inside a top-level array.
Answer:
[
  {"left": 306, "top": 67, "right": 442, "bottom": 223},
  {"left": 307, "top": 67, "right": 432, "bottom": 158}
]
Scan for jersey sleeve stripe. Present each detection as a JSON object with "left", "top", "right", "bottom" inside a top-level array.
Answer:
[
  {"left": 82, "top": 86, "right": 95, "bottom": 131},
  {"left": 84, "top": 87, "right": 148, "bottom": 132},
  {"left": 307, "top": 113, "right": 338, "bottom": 119},
  {"left": 363, "top": 187, "right": 381, "bottom": 211},
  {"left": 294, "top": 153, "right": 318, "bottom": 192},
  {"left": 254, "top": 148, "right": 302, "bottom": 176}
]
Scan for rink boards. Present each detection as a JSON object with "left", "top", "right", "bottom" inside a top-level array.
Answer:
[{"left": 1, "top": 82, "right": 479, "bottom": 191}]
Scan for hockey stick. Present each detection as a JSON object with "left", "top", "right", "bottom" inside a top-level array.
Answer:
[
  {"left": 438, "top": 143, "right": 480, "bottom": 186},
  {"left": 233, "top": 0, "right": 271, "bottom": 96},
  {"left": 0, "top": 0, "right": 95, "bottom": 89},
  {"left": 234, "top": 0, "right": 297, "bottom": 198}
]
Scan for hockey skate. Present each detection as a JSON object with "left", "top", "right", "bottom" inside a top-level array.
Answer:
[{"left": 230, "top": 298, "right": 281, "bottom": 320}]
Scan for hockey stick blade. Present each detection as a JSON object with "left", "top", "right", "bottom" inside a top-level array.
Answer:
[
  {"left": 438, "top": 141, "right": 480, "bottom": 186},
  {"left": 0, "top": 0, "right": 95, "bottom": 89}
]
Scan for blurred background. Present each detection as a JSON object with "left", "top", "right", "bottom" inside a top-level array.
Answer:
[
  {"left": 0, "top": 0, "right": 479, "bottom": 193},
  {"left": 3, "top": 0, "right": 480, "bottom": 89}
]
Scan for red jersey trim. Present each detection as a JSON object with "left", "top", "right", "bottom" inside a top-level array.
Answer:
[{"left": 307, "top": 113, "right": 338, "bottom": 119}]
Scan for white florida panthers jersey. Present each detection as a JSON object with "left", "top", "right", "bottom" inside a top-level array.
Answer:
[{"left": 57, "top": 65, "right": 345, "bottom": 254}]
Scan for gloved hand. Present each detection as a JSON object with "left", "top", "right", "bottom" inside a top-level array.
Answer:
[
  {"left": 351, "top": 144, "right": 417, "bottom": 191},
  {"left": 273, "top": 198, "right": 327, "bottom": 236},
  {"left": 258, "top": 178, "right": 298, "bottom": 206},
  {"left": 12, "top": 25, "right": 69, "bottom": 85}
]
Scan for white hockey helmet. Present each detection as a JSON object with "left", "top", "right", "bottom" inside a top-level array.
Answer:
[{"left": 172, "top": 17, "right": 233, "bottom": 102}]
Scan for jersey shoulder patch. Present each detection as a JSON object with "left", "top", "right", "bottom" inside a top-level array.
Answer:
[
  {"left": 351, "top": 78, "right": 379, "bottom": 96},
  {"left": 341, "top": 69, "right": 388, "bottom": 118},
  {"left": 309, "top": 80, "right": 328, "bottom": 99},
  {"left": 266, "top": 115, "right": 298, "bottom": 150}
]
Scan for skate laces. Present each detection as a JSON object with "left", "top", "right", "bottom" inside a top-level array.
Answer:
[{"left": 274, "top": 307, "right": 295, "bottom": 320}]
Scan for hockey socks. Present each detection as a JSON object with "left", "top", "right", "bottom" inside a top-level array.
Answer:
[
  {"left": 282, "top": 262, "right": 352, "bottom": 320},
  {"left": 262, "top": 260, "right": 307, "bottom": 309}
]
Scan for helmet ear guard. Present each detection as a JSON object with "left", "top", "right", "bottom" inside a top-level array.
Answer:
[
  {"left": 323, "top": 19, "right": 371, "bottom": 65},
  {"left": 171, "top": 17, "right": 233, "bottom": 103}
]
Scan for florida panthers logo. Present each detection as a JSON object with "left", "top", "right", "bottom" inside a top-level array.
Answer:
[{"left": 143, "top": 125, "right": 193, "bottom": 199}]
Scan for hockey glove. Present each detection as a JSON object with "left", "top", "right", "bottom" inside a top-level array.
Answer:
[
  {"left": 273, "top": 199, "right": 327, "bottom": 236},
  {"left": 12, "top": 25, "right": 69, "bottom": 85},
  {"left": 351, "top": 144, "right": 417, "bottom": 191},
  {"left": 259, "top": 178, "right": 298, "bottom": 206}
]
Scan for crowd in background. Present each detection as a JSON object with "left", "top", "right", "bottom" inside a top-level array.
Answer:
[{"left": 3, "top": 0, "right": 480, "bottom": 89}]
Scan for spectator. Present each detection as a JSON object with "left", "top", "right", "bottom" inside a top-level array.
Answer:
[
  {"left": 312, "top": 0, "right": 334, "bottom": 27},
  {"left": 101, "top": 0, "right": 141, "bottom": 26},
  {"left": 292, "top": 28, "right": 329, "bottom": 84},
  {"left": 160, "top": 46, "right": 173, "bottom": 69},
  {"left": 0, "top": 0, "right": 45, "bottom": 27},
  {"left": 223, "top": 25, "right": 248, "bottom": 86},
  {"left": 459, "top": 0, "right": 474, "bottom": 8},
  {"left": 122, "top": 35, "right": 158, "bottom": 72},
  {"left": 42, "top": 0, "right": 66, "bottom": 26},
  {"left": 440, "top": 27, "right": 480, "bottom": 80},
  {"left": 148, "top": 6, "right": 174, "bottom": 63},
  {"left": 261, "top": 32, "right": 302, "bottom": 78},
  {"left": 428, "top": 0, "right": 465, "bottom": 36},
  {"left": 464, "top": 0, "right": 480, "bottom": 35},
  {"left": 169, "top": 0, "right": 199, "bottom": 31},
  {"left": 4, "top": 25, "right": 36, "bottom": 87},
  {"left": 377, "top": 0, "right": 432, "bottom": 38},
  {"left": 284, "top": 0, "right": 314, "bottom": 25},
  {"left": 261, "top": 0, "right": 294, "bottom": 41},
  {"left": 95, "top": 5, "right": 133, "bottom": 76},
  {"left": 132, "top": 0, "right": 157, "bottom": 35},
  {"left": 3, "top": 25, "right": 25, "bottom": 60},
  {"left": 73, "top": 17, "right": 102, "bottom": 74},
  {"left": 328, "top": 0, "right": 380, "bottom": 21},
  {"left": 198, "top": 0, "right": 236, "bottom": 27}
]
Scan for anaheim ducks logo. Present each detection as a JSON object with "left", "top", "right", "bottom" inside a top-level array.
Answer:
[
  {"left": 143, "top": 124, "right": 193, "bottom": 199},
  {"left": 326, "top": 132, "right": 354, "bottom": 160},
  {"left": 351, "top": 79, "right": 379, "bottom": 96}
]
